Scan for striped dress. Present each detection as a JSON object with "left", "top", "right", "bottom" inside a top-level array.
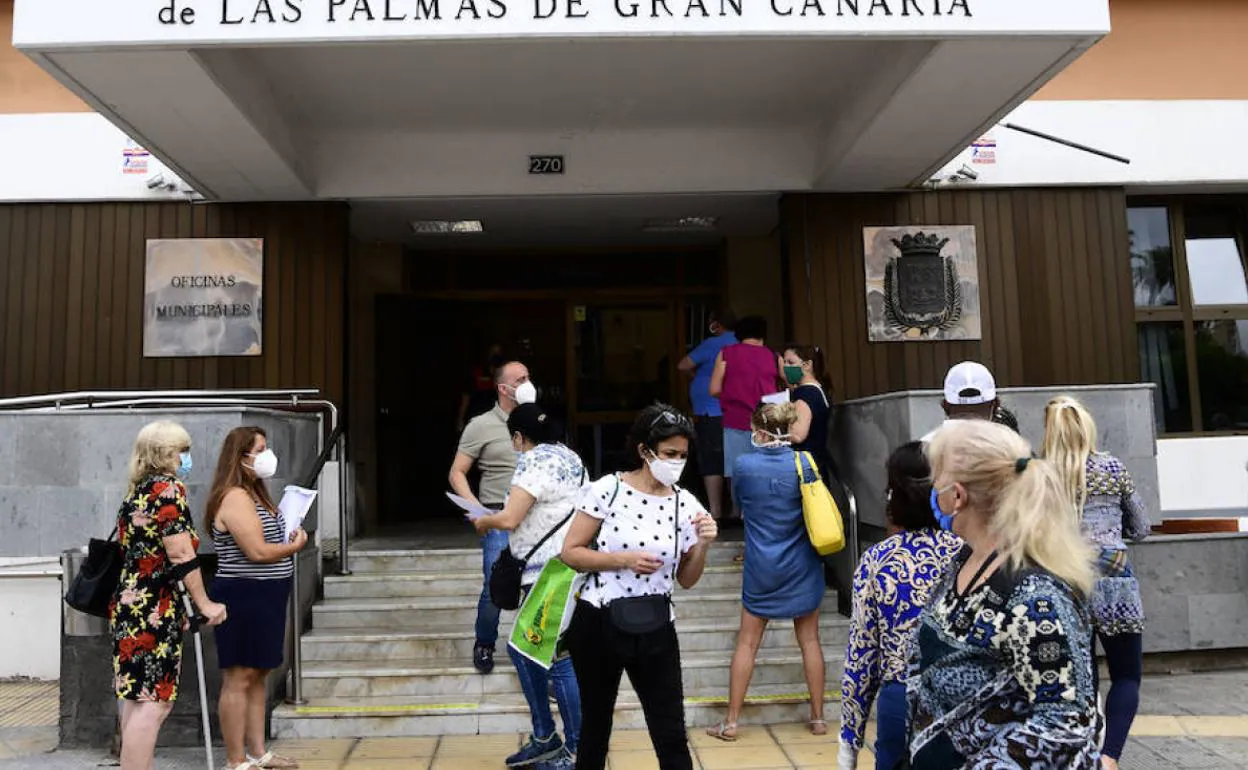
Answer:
[{"left": 209, "top": 497, "right": 295, "bottom": 670}]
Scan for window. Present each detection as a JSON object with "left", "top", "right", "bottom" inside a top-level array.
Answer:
[{"left": 1130, "top": 200, "right": 1248, "bottom": 434}]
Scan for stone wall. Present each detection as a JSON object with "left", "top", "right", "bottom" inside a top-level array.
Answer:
[
  {"left": 1132, "top": 533, "right": 1248, "bottom": 654},
  {"left": 830, "top": 384, "right": 1159, "bottom": 530},
  {"left": 0, "top": 409, "right": 324, "bottom": 557}
]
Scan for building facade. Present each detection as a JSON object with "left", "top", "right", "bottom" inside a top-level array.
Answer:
[{"left": 2, "top": 0, "right": 1246, "bottom": 532}]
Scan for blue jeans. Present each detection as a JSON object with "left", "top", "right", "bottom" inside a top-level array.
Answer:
[
  {"left": 509, "top": 646, "right": 581, "bottom": 753},
  {"left": 874, "top": 681, "right": 908, "bottom": 770},
  {"left": 476, "top": 530, "right": 509, "bottom": 647}
]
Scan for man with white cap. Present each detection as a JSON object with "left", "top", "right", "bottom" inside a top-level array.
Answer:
[{"left": 922, "top": 361, "right": 1017, "bottom": 441}]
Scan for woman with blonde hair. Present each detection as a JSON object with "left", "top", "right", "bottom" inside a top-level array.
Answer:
[
  {"left": 706, "top": 402, "right": 827, "bottom": 741},
  {"left": 110, "top": 421, "right": 227, "bottom": 770},
  {"left": 1042, "top": 396, "right": 1151, "bottom": 770},
  {"left": 909, "top": 419, "right": 1100, "bottom": 769}
]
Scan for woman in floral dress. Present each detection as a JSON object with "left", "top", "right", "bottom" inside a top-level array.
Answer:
[{"left": 110, "top": 420, "right": 227, "bottom": 770}]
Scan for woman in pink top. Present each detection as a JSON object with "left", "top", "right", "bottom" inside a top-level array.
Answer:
[{"left": 709, "top": 315, "right": 782, "bottom": 528}]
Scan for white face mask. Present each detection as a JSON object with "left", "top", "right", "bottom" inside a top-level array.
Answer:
[
  {"left": 247, "top": 449, "right": 278, "bottom": 479},
  {"left": 646, "top": 453, "right": 686, "bottom": 488},
  {"left": 511, "top": 381, "right": 537, "bottom": 405}
]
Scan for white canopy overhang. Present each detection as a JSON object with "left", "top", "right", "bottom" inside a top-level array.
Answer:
[{"left": 13, "top": 0, "right": 1109, "bottom": 206}]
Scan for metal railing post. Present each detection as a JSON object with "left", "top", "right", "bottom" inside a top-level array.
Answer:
[
  {"left": 287, "top": 550, "right": 306, "bottom": 705},
  {"left": 337, "top": 430, "right": 351, "bottom": 576}
]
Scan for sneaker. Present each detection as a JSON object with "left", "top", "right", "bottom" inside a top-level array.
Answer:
[
  {"left": 506, "top": 734, "right": 564, "bottom": 767},
  {"left": 473, "top": 642, "right": 495, "bottom": 675},
  {"left": 534, "top": 747, "right": 575, "bottom": 770}
]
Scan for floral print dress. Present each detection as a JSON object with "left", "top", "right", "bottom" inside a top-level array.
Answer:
[{"left": 109, "top": 475, "right": 198, "bottom": 702}]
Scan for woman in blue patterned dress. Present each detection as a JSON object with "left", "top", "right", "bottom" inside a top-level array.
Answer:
[
  {"left": 838, "top": 442, "right": 961, "bottom": 770},
  {"left": 909, "top": 419, "right": 1101, "bottom": 769},
  {"left": 1042, "top": 396, "right": 1151, "bottom": 770}
]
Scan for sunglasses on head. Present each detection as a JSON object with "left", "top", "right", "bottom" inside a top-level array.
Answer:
[{"left": 650, "top": 410, "right": 689, "bottom": 429}]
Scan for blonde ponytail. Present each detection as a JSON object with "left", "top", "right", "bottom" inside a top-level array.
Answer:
[
  {"left": 928, "top": 420, "right": 1095, "bottom": 597},
  {"left": 1040, "top": 396, "right": 1097, "bottom": 520}
]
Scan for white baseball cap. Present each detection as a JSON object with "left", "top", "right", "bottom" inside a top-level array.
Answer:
[{"left": 943, "top": 361, "right": 997, "bottom": 405}]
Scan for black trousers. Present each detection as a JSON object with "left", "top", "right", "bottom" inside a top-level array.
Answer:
[{"left": 565, "top": 601, "right": 692, "bottom": 770}]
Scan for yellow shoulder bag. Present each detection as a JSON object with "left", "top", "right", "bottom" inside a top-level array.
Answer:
[{"left": 794, "top": 451, "right": 845, "bottom": 556}]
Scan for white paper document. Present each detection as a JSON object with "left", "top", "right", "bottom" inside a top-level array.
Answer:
[
  {"left": 446, "top": 492, "right": 493, "bottom": 521},
  {"left": 761, "top": 390, "right": 791, "bottom": 405},
  {"left": 278, "top": 485, "right": 318, "bottom": 542}
]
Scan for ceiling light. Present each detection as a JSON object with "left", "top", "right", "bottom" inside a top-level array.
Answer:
[
  {"left": 411, "top": 219, "right": 483, "bottom": 234},
  {"left": 641, "top": 216, "right": 719, "bottom": 232}
]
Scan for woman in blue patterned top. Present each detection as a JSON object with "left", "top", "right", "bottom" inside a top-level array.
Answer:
[
  {"left": 909, "top": 419, "right": 1101, "bottom": 769},
  {"left": 1042, "top": 396, "right": 1151, "bottom": 770},
  {"left": 838, "top": 442, "right": 961, "bottom": 770}
]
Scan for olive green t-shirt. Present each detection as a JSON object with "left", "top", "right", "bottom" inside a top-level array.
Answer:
[{"left": 457, "top": 404, "right": 515, "bottom": 506}]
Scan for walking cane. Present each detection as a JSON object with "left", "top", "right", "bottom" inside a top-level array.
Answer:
[{"left": 176, "top": 580, "right": 215, "bottom": 770}]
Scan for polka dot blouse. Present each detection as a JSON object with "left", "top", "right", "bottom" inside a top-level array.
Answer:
[{"left": 577, "top": 473, "right": 705, "bottom": 614}]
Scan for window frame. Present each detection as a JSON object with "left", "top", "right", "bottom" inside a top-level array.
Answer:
[{"left": 1129, "top": 195, "right": 1248, "bottom": 437}]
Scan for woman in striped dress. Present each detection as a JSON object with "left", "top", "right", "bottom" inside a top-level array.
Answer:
[{"left": 207, "top": 427, "right": 307, "bottom": 770}]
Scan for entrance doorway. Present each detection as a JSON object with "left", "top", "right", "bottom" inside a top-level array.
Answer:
[{"left": 373, "top": 250, "right": 721, "bottom": 526}]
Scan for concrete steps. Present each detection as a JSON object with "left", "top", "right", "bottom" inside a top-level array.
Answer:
[{"left": 273, "top": 543, "right": 847, "bottom": 739}]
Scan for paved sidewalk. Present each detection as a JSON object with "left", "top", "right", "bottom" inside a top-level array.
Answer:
[{"left": 5, "top": 673, "right": 1248, "bottom": 769}]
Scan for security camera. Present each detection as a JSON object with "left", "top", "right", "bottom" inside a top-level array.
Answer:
[
  {"left": 146, "top": 173, "right": 168, "bottom": 190},
  {"left": 955, "top": 165, "right": 979, "bottom": 181}
]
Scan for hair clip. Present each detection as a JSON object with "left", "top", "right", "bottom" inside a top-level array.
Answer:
[{"left": 1015, "top": 457, "right": 1030, "bottom": 474}]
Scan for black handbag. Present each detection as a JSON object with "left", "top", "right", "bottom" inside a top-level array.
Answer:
[
  {"left": 600, "top": 480, "right": 682, "bottom": 636},
  {"left": 489, "top": 474, "right": 584, "bottom": 611},
  {"left": 64, "top": 527, "right": 124, "bottom": 619}
]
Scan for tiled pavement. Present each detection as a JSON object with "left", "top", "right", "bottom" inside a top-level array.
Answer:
[{"left": 5, "top": 674, "right": 1248, "bottom": 769}]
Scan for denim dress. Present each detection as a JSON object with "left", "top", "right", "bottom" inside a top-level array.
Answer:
[{"left": 732, "top": 445, "right": 824, "bottom": 619}]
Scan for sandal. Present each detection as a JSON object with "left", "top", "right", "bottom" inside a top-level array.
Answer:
[
  {"left": 733, "top": 549, "right": 745, "bottom": 564},
  {"left": 248, "top": 752, "right": 300, "bottom": 769},
  {"left": 706, "top": 720, "right": 739, "bottom": 742},
  {"left": 808, "top": 718, "right": 828, "bottom": 736}
]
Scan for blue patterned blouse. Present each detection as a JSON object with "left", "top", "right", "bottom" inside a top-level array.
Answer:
[
  {"left": 1081, "top": 452, "right": 1151, "bottom": 636},
  {"left": 907, "top": 548, "right": 1101, "bottom": 769},
  {"left": 839, "top": 529, "right": 962, "bottom": 749}
]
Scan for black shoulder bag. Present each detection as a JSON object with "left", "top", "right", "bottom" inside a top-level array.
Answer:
[
  {"left": 488, "top": 469, "right": 586, "bottom": 611},
  {"left": 64, "top": 525, "right": 124, "bottom": 618},
  {"left": 597, "top": 477, "right": 683, "bottom": 636}
]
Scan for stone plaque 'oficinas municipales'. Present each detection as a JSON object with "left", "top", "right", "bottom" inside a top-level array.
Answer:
[{"left": 143, "top": 238, "right": 263, "bottom": 357}]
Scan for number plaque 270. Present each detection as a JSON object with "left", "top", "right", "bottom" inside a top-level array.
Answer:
[{"left": 528, "top": 155, "right": 565, "bottom": 175}]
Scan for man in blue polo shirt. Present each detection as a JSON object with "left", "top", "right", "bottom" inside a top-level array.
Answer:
[{"left": 678, "top": 308, "right": 737, "bottom": 522}]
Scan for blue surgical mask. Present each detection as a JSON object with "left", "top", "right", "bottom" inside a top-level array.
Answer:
[
  {"left": 930, "top": 486, "right": 955, "bottom": 532},
  {"left": 177, "top": 452, "right": 193, "bottom": 478}
]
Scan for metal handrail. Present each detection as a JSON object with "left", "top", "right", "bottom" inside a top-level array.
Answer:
[
  {"left": 0, "top": 388, "right": 319, "bottom": 409},
  {"left": 4, "top": 387, "right": 349, "bottom": 706}
]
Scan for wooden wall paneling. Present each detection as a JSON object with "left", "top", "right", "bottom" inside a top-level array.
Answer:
[
  {"left": 0, "top": 205, "right": 14, "bottom": 396},
  {"left": 80, "top": 206, "right": 101, "bottom": 388},
  {"left": 124, "top": 205, "right": 145, "bottom": 388},
  {"left": 48, "top": 206, "right": 71, "bottom": 391},
  {"left": 785, "top": 197, "right": 814, "bottom": 346},
  {"left": 310, "top": 212, "right": 329, "bottom": 407},
  {"left": 1046, "top": 191, "right": 1077, "bottom": 381},
  {"left": 279, "top": 207, "right": 298, "bottom": 390},
  {"left": 996, "top": 192, "right": 1024, "bottom": 385},
  {"left": 64, "top": 205, "right": 86, "bottom": 390},
  {"left": 151, "top": 204, "right": 174, "bottom": 388},
  {"left": 829, "top": 198, "right": 856, "bottom": 401},
  {"left": 1014, "top": 189, "right": 1049, "bottom": 384},
  {"left": 1091, "top": 191, "right": 1123, "bottom": 380},
  {"left": 325, "top": 211, "right": 346, "bottom": 409},
  {"left": 847, "top": 197, "right": 873, "bottom": 398},
  {"left": 1066, "top": 192, "right": 1096, "bottom": 381},
  {"left": 807, "top": 199, "right": 832, "bottom": 381},
  {"left": 32, "top": 205, "right": 55, "bottom": 393},
  {"left": 1077, "top": 191, "right": 1110, "bottom": 384},
  {"left": 294, "top": 209, "right": 314, "bottom": 390}
]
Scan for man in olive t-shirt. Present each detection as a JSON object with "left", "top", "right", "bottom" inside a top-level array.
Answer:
[{"left": 448, "top": 361, "right": 531, "bottom": 674}]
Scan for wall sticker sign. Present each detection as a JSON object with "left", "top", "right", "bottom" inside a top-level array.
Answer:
[
  {"left": 528, "top": 155, "right": 565, "bottom": 174},
  {"left": 971, "top": 134, "right": 996, "bottom": 165},
  {"left": 143, "top": 238, "right": 264, "bottom": 357},
  {"left": 13, "top": 0, "right": 1111, "bottom": 48}
]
